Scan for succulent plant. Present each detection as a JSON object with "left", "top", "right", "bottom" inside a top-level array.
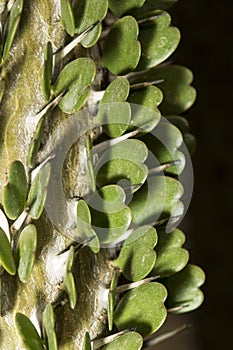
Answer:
[{"left": 0, "top": 0, "right": 205, "bottom": 349}]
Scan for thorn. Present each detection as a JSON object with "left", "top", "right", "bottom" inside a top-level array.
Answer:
[
  {"left": 167, "top": 304, "right": 190, "bottom": 313},
  {"left": 33, "top": 90, "right": 67, "bottom": 125},
  {"left": 10, "top": 209, "right": 29, "bottom": 235},
  {"left": 143, "top": 324, "right": 191, "bottom": 348},
  {"left": 30, "top": 153, "right": 55, "bottom": 183},
  {"left": 93, "top": 129, "right": 140, "bottom": 154},
  {"left": 148, "top": 160, "right": 180, "bottom": 176},
  {"left": 116, "top": 276, "right": 160, "bottom": 294},
  {"left": 55, "top": 22, "right": 99, "bottom": 60},
  {"left": 137, "top": 12, "right": 166, "bottom": 25},
  {"left": 130, "top": 79, "right": 164, "bottom": 90}
]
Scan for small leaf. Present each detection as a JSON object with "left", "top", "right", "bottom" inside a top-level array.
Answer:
[
  {"left": 82, "top": 332, "right": 91, "bottom": 350},
  {"left": 60, "top": 0, "right": 75, "bottom": 36},
  {"left": 16, "top": 312, "right": 44, "bottom": 350},
  {"left": 142, "top": 120, "right": 185, "bottom": 175},
  {"left": 109, "top": 0, "right": 146, "bottom": 17},
  {"left": 163, "top": 264, "right": 205, "bottom": 313},
  {"left": 2, "top": 0, "right": 23, "bottom": 62},
  {"left": 53, "top": 58, "right": 96, "bottom": 113},
  {"left": 42, "top": 41, "right": 53, "bottom": 101},
  {"left": 137, "top": 11, "right": 180, "bottom": 70},
  {"left": 86, "top": 135, "right": 95, "bottom": 192},
  {"left": 43, "top": 304, "right": 58, "bottom": 350},
  {"left": 27, "top": 163, "right": 51, "bottom": 220},
  {"left": 129, "top": 175, "right": 183, "bottom": 227},
  {"left": 96, "top": 139, "right": 148, "bottom": 190},
  {"left": 0, "top": 227, "right": 16, "bottom": 275},
  {"left": 74, "top": 0, "right": 108, "bottom": 46},
  {"left": 0, "top": 79, "right": 5, "bottom": 103},
  {"left": 114, "top": 226, "right": 157, "bottom": 281},
  {"left": 102, "top": 331, "right": 143, "bottom": 350},
  {"left": 27, "top": 117, "right": 45, "bottom": 168},
  {"left": 3, "top": 160, "right": 27, "bottom": 220},
  {"left": 133, "top": 0, "right": 178, "bottom": 18},
  {"left": 108, "top": 268, "right": 120, "bottom": 331},
  {"left": 17, "top": 224, "right": 37, "bottom": 283},
  {"left": 95, "top": 78, "right": 130, "bottom": 138},
  {"left": 88, "top": 185, "right": 131, "bottom": 244},
  {"left": 101, "top": 16, "right": 141, "bottom": 75},
  {"left": 151, "top": 228, "right": 189, "bottom": 277},
  {"left": 167, "top": 116, "right": 190, "bottom": 134},
  {"left": 128, "top": 86, "right": 162, "bottom": 133},
  {"left": 114, "top": 282, "right": 167, "bottom": 337},
  {"left": 63, "top": 246, "right": 77, "bottom": 309}
]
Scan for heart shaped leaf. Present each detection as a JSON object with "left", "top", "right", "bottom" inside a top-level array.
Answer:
[
  {"left": 129, "top": 175, "right": 183, "bottom": 227},
  {"left": 0, "top": 227, "right": 16, "bottom": 275},
  {"left": 137, "top": 12, "right": 180, "bottom": 70},
  {"left": 53, "top": 58, "right": 96, "bottom": 113},
  {"left": 27, "top": 163, "right": 51, "bottom": 220},
  {"left": 60, "top": 0, "right": 75, "bottom": 37},
  {"left": 163, "top": 264, "right": 205, "bottom": 313},
  {"left": 3, "top": 160, "right": 27, "bottom": 220},
  {"left": 43, "top": 304, "right": 58, "bottom": 350},
  {"left": 133, "top": 0, "right": 178, "bottom": 18},
  {"left": 101, "top": 16, "right": 141, "bottom": 75},
  {"left": 74, "top": 0, "right": 108, "bottom": 46},
  {"left": 102, "top": 331, "right": 143, "bottom": 350},
  {"left": 77, "top": 199, "right": 100, "bottom": 253},
  {"left": 128, "top": 86, "right": 162, "bottom": 133},
  {"left": 114, "top": 282, "right": 167, "bottom": 337},
  {"left": 142, "top": 120, "right": 185, "bottom": 175},
  {"left": 2, "top": 0, "right": 23, "bottom": 62},
  {"left": 114, "top": 226, "right": 157, "bottom": 281},
  {"left": 151, "top": 228, "right": 189, "bottom": 277},
  {"left": 95, "top": 78, "right": 130, "bottom": 138},
  {"left": 88, "top": 185, "right": 131, "bottom": 244},
  {"left": 16, "top": 312, "right": 44, "bottom": 350},
  {"left": 42, "top": 41, "right": 53, "bottom": 101},
  {"left": 96, "top": 139, "right": 148, "bottom": 190},
  {"left": 108, "top": 0, "right": 146, "bottom": 17},
  {"left": 17, "top": 224, "right": 37, "bottom": 283}
]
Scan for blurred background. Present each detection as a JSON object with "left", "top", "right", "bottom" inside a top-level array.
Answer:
[{"left": 152, "top": 0, "right": 233, "bottom": 349}]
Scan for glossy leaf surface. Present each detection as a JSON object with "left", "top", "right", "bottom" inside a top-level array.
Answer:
[
  {"left": 102, "top": 331, "right": 143, "bottom": 350},
  {"left": 114, "top": 282, "right": 167, "bottom": 336},
  {"left": 16, "top": 313, "right": 44, "bottom": 350},
  {"left": 3, "top": 160, "right": 27, "bottom": 220},
  {"left": 63, "top": 246, "right": 77, "bottom": 309},
  {"left": 42, "top": 41, "right": 53, "bottom": 101},
  {"left": 114, "top": 226, "right": 157, "bottom": 281},
  {"left": 43, "top": 304, "right": 58, "bottom": 350},
  {"left": 101, "top": 16, "right": 141, "bottom": 75},
  {"left": 0, "top": 227, "right": 16, "bottom": 275},
  {"left": 60, "top": 0, "right": 75, "bottom": 37}
]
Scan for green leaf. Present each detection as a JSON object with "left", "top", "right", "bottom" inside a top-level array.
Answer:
[
  {"left": 114, "top": 282, "right": 167, "bottom": 337},
  {"left": 102, "top": 331, "right": 143, "bottom": 350},
  {"left": 27, "top": 117, "right": 45, "bottom": 168},
  {"left": 43, "top": 304, "right": 58, "bottom": 350},
  {"left": 0, "top": 79, "right": 5, "bottom": 103},
  {"left": 15, "top": 312, "right": 44, "bottom": 350},
  {"left": 151, "top": 228, "right": 189, "bottom": 277},
  {"left": 129, "top": 175, "right": 183, "bottom": 226},
  {"left": 2, "top": 0, "right": 23, "bottom": 62},
  {"left": 183, "top": 133, "right": 196, "bottom": 156},
  {"left": 86, "top": 135, "right": 95, "bottom": 192},
  {"left": 17, "top": 224, "right": 37, "bottom": 283},
  {"left": 53, "top": 58, "right": 96, "bottom": 113},
  {"left": 76, "top": 199, "right": 100, "bottom": 253},
  {"left": 108, "top": 268, "right": 120, "bottom": 331},
  {"left": 89, "top": 185, "right": 131, "bottom": 244},
  {"left": 101, "top": 16, "right": 141, "bottom": 75},
  {"left": 42, "top": 41, "right": 53, "bottom": 101},
  {"left": 74, "top": 0, "right": 108, "bottom": 46},
  {"left": 133, "top": 0, "right": 178, "bottom": 18},
  {"left": 114, "top": 226, "right": 157, "bottom": 281},
  {"left": 60, "top": 0, "right": 75, "bottom": 37},
  {"left": 95, "top": 78, "right": 130, "bottom": 138},
  {"left": 63, "top": 246, "right": 77, "bottom": 309},
  {"left": 128, "top": 86, "right": 162, "bottom": 133},
  {"left": 163, "top": 264, "right": 205, "bottom": 313},
  {"left": 3, "top": 160, "right": 27, "bottom": 220},
  {"left": 82, "top": 332, "right": 91, "bottom": 350},
  {"left": 96, "top": 139, "right": 148, "bottom": 190},
  {"left": 0, "top": 227, "right": 16, "bottom": 275},
  {"left": 142, "top": 120, "right": 185, "bottom": 175},
  {"left": 137, "top": 11, "right": 180, "bottom": 70},
  {"left": 27, "top": 163, "right": 51, "bottom": 220},
  {"left": 108, "top": 0, "right": 146, "bottom": 17}
]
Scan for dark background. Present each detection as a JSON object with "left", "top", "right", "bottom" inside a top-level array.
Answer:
[{"left": 154, "top": 0, "right": 233, "bottom": 349}]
